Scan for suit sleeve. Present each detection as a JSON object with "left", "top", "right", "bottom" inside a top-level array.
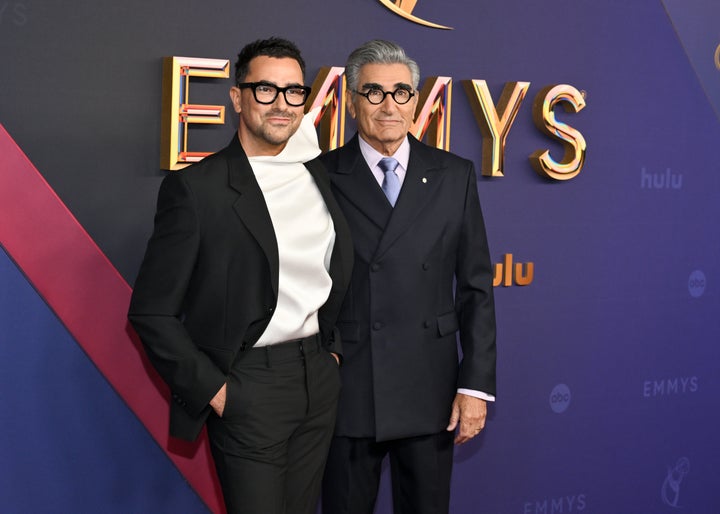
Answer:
[
  {"left": 308, "top": 157, "right": 353, "bottom": 358},
  {"left": 455, "top": 162, "right": 497, "bottom": 396},
  {"left": 128, "top": 172, "right": 226, "bottom": 417}
]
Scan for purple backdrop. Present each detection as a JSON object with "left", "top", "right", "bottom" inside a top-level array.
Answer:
[{"left": 1, "top": 0, "right": 718, "bottom": 512}]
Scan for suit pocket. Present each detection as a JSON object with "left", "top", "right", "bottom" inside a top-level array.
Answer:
[
  {"left": 436, "top": 311, "right": 459, "bottom": 337},
  {"left": 223, "top": 376, "right": 248, "bottom": 419},
  {"left": 337, "top": 321, "right": 359, "bottom": 343}
]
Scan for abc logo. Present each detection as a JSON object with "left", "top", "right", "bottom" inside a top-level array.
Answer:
[
  {"left": 549, "top": 384, "right": 571, "bottom": 413},
  {"left": 688, "top": 270, "right": 706, "bottom": 298}
]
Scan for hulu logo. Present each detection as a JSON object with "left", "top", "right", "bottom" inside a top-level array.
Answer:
[
  {"left": 493, "top": 254, "right": 534, "bottom": 287},
  {"left": 641, "top": 167, "right": 682, "bottom": 190}
]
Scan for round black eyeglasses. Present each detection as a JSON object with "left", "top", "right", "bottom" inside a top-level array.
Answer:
[
  {"left": 237, "top": 82, "right": 311, "bottom": 106},
  {"left": 353, "top": 87, "right": 415, "bottom": 105}
]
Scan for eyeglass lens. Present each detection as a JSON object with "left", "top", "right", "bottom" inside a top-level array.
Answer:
[
  {"left": 365, "top": 88, "right": 413, "bottom": 105},
  {"left": 240, "top": 82, "right": 309, "bottom": 106}
]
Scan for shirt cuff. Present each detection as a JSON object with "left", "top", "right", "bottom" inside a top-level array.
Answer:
[{"left": 457, "top": 388, "right": 495, "bottom": 402}]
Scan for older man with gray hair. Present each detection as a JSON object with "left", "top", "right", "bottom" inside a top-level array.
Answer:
[{"left": 319, "top": 39, "right": 497, "bottom": 514}]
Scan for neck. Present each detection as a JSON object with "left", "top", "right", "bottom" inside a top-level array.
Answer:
[
  {"left": 361, "top": 136, "right": 403, "bottom": 157},
  {"left": 378, "top": 143, "right": 401, "bottom": 156}
]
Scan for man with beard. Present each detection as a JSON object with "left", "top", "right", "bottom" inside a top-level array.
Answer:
[{"left": 129, "top": 37, "right": 353, "bottom": 514}]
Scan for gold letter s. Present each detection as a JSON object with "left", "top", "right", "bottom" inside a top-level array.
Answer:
[{"left": 529, "top": 85, "right": 587, "bottom": 180}]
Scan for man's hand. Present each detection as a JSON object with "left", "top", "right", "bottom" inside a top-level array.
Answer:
[
  {"left": 210, "top": 383, "right": 227, "bottom": 417},
  {"left": 446, "top": 393, "right": 487, "bottom": 444}
]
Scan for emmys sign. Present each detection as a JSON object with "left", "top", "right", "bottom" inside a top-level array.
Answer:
[{"left": 159, "top": 58, "right": 587, "bottom": 182}]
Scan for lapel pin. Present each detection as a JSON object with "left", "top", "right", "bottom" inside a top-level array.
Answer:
[{"left": 422, "top": 177, "right": 427, "bottom": 183}]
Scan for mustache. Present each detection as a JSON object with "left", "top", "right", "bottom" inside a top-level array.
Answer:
[{"left": 264, "top": 109, "right": 296, "bottom": 118}]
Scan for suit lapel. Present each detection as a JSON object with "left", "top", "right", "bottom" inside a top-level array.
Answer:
[
  {"left": 375, "top": 136, "right": 446, "bottom": 259},
  {"left": 330, "top": 136, "right": 394, "bottom": 231},
  {"left": 225, "top": 136, "right": 279, "bottom": 298}
]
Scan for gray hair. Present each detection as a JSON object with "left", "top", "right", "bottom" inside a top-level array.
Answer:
[{"left": 345, "top": 40, "right": 421, "bottom": 91}]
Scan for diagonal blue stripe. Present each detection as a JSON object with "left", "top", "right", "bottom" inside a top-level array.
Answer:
[{"left": 0, "top": 247, "right": 208, "bottom": 514}]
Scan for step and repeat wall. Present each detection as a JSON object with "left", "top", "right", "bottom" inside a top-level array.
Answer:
[{"left": 1, "top": 1, "right": 718, "bottom": 512}]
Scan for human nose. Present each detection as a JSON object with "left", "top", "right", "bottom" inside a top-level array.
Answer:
[
  {"left": 273, "top": 91, "right": 289, "bottom": 107},
  {"left": 379, "top": 92, "right": 398, "bottom": 111}
]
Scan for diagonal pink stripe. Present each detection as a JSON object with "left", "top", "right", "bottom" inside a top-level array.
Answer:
[{"left": 0, "top": 123, "right": 224, "bottom": 514}]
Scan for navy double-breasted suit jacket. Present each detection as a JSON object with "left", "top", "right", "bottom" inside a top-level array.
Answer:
[
  {"left": 319, "top": 134, "right": 496, "bottom": 441},
  {"left": 129, "top": 135, "right": 353, "bottom": 441}
]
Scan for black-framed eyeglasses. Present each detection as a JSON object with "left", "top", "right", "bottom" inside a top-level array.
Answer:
[
  {"left": 236, "top": 81, "right": 311, "bottom": 106},
  {"left": 353, "top": 87, "right": 415, "bottom": 105}
]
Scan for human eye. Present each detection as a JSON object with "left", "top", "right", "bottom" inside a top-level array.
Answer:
[
  {"left": 286, "top": 87, "right": 306, "bottom": 98},
  {"left": 255, "top": 83, "right": 276, "bottom": 95},
  {"left": 367, "top": 88, "right": 384, "bottom": 100}
]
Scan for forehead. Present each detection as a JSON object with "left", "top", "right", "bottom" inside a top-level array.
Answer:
[
  {"left": 357, "top": 63, "right": 413, "bottom": 87},
  {"left": 245, "top": 56, "right": 303, "bottom": 84}
]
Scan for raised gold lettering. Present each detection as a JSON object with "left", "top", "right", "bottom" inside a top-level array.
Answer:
[
  {"left": 463, "top": 80, "right": 530, "bottom": 177},
  {"left": 160, "top": 57, "right": 229, "bottom": 171},
  {"left": 306, "top": 67, "right": 347, "bottom": 152},
  {"left": 529, "top": 84, "right": 587, "bottom": 180},
  {"left": 411, "top": 77, "right": 453, "bottom": 151}
]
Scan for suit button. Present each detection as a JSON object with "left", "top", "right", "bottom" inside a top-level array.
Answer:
[
  {"left": 268, "top": 306, "right": 274, "bottom": 313},
  {"left": 372, "top": 322, "right": 383, "bottom": 330},
  {"left": 423, "top": 321, "right": 431, "bottom": 328},
  {"left": 371, "top": 263, "right": 380, "bottom": 272},
  {"left": 422, "top": 262, "right": 430, "bottom": 270}
]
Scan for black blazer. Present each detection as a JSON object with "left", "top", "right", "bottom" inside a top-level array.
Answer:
[
  {"left": 320, "top": 134, "right": 496, "bottom": 441},
  {"left": 129, "top": 135, "right": 353, "bottom": 441}
]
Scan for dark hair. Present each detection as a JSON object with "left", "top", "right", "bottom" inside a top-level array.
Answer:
[{"left": 234, "top": 37, "right": 306, "bottom": 84}]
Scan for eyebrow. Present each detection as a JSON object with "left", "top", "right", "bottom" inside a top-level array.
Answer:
[
  {"left": 360, "top": 82, "right": 412, "bottom": 91},
  {"left": 256, "top": 80, "right": 305, "bottom": 88}
]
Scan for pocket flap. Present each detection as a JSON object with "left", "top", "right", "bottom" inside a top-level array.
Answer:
[{"left": 437, "top": 311, "right": 459, "bottom": 336}]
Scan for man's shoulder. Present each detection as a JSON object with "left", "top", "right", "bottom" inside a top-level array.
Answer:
[
  {"left": 192, "top": 140, "right": 236, "bottom": 169},
  {"left": 409, "top": 137, "right": 472, "bottom": 169},
  {"left": 170, "top": 138, "right": 237, "bottom": 181},
  {"left": 317, "top": 141, "right": 357, "bottom": 168},
  {"left": 316, "top": 135, "right": 473, "bottom": 173},
  {"left": 315, "top": 147, "right": 359, "bottom": 181}
]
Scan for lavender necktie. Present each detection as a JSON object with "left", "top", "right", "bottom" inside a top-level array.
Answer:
[{"left": 378, "top": 157, "right": 400, "bottom": 206}]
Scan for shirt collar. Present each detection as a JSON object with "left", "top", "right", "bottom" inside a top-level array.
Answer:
[{"left": 358, "top": 135, "right": 410, "bottom": 171}]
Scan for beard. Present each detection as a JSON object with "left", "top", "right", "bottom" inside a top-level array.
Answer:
[{"left": 254, "top": 108, "right": 299, "bottom": 145}]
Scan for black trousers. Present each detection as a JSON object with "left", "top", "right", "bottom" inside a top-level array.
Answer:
[
  {"left": 322, "top": 431, "right": 455, "bottom": 514},
  {"left": 206, "top": 334, "right": 340, "bottom": 514}
]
